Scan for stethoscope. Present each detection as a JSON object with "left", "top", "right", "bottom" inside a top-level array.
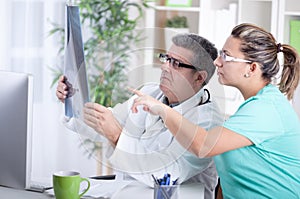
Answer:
[
  {"left": 198, "top": 88, "right": 211, "bottom": 106},
  {"left": 162, "top": 88, "right": 211, "bottom": 107}
]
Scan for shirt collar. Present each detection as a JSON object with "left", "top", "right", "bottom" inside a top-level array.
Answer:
[{"left": 161, "top": 88, "right": 209, "bottom": 114}]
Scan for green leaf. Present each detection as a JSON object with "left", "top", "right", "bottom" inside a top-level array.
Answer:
[{"left": 48, "top": 0, "right": 149, "bottom": 124}]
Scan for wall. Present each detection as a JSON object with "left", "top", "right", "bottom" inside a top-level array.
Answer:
[{"left": 0, "top": 0, "right": 97, "bottom": 185}]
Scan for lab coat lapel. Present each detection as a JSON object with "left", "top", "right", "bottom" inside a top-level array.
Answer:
[
  {"left": 143, "top": 89, "right": 205, "bottom": 138},
  {"left": 143, "top": 94, "right": 165, "bottom": 138}
]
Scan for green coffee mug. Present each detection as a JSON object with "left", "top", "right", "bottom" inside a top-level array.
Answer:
[{"left": 53, "top": 171, "right": 90, "bottom": 199}]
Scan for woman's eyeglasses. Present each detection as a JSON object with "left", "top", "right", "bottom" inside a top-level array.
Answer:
[
  {"left": 158, "top": 53, "right": 197, "bottom": 70},
  {"left": 219, "top": 50, "right": 252, "bottom": 63}
]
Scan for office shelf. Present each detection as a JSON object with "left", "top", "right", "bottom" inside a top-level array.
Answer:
[
  {"left": 142, "top": 0, "right": 300, "bottom": 116},
  {"left": 154, "top": 6, "right": 200, "bottom": 12}
]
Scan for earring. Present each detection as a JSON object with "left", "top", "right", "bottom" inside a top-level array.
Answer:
[{"left": 244, "top": 73, "right": 250, "bottom": 78}]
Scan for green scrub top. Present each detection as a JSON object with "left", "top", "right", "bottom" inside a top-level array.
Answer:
[{"left": 214, "top": 84, "right": 300, "bottom": 198}]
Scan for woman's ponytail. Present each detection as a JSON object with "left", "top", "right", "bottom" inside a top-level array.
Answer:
[{"left": 279, "top": 45, "right": 300, "bottom": 100}]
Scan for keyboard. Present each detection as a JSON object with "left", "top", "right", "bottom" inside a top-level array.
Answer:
[{"left": 27, "top": 181, "right": 52, "bottom": 193}]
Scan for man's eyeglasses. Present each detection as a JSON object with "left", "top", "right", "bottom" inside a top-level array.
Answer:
[
  {"left": 219, "top": 50, "right": 252, "bottom": 63},
  {"left": 158, "top": 53, "right": 197, "bottom": 70}
]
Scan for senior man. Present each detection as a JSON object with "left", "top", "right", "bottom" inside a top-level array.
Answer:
[{"left": 56, "top": 33, "right": 223, "bottom": 199}]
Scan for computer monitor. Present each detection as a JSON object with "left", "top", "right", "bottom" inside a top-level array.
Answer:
[{"left": 0, "top": 71, "right": 33, "bottom": 190}]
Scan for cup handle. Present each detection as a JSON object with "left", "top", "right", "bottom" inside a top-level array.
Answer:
[{"left": 78, "top": 178, "right": 90, "bottom": 198}]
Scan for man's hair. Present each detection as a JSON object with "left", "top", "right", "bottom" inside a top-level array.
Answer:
[{"left": 172, "top": 33, "right": 218, "bottom": 85}]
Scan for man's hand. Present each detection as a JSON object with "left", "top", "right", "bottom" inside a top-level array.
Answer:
[
  {"left": 56, "top": 75, "right": 68, "bottom": 103},
  {"left": 83, "top": 102, "right": 122, "bottom": 145}
]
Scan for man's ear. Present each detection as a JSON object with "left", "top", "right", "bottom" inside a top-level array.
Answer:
[{"left": 195, "top": 70, "right": 208, "bottom": 86}]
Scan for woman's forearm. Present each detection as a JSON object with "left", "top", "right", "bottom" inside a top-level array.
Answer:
[
  {"left": 160, "top": 106, "right": 209, "bottom": 157},
  {"left": 131, "top": 89, "right": 216, "bottom": 157},
  {"left": 131, "top": 89, "right": 251, "bottom": 158}
]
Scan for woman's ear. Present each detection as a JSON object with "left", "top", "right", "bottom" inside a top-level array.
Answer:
[
  {"left": 245, "top": 62, "right": 259, "bottom": 78},
  {"left": 249, "top": 62, "right": 257, "bottom": 72}
]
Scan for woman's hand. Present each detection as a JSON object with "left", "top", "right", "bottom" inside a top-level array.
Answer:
[{"left": 131, "top": 88, "right": 167, "bottom": 117}]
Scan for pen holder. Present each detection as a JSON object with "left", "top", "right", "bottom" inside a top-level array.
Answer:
[{"left": 154, "top": 183, "right": 179, "bottom": 199}]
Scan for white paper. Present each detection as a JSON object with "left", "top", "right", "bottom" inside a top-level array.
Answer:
[{"left": 45, "top": 179, "right": 132, "bottom": 198}]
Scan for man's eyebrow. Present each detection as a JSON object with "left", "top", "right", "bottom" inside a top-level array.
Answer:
[
  {"left": 168, "top": 52, "right": 193, "bottom": 65},
  {"left": 170, "top": 54, "right": 189, "bottom": 64}
]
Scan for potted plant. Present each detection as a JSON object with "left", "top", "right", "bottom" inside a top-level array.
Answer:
[
  {"left": 164, "top": 15, "right": 189, "bottom": 50},
  {"left": 49, "top": 0, "right": 149, "bottom": 174}
]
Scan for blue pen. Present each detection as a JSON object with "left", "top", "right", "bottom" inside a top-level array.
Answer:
[
  {"left": 152, "top": 174, "right": 168, "bottom": 199},
  {"left": 160, "top": 178, "right": 165, "bottom": 185},
  {"left": 173, "top": 177, "right": 179, "bottom": 185},
  {"left": 165, "top": 173, "right": 170, "bottom": 185},
  {"left": 158, "top": 178, "right": 162, "bottom": 185}
]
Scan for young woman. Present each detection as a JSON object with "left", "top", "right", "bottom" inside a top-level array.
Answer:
[{"left": 131, "top": 23, "right": 300, "bottom": 198}]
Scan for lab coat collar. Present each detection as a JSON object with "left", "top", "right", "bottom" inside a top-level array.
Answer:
[{"left": 168, "top": 88, "right": 207, "bottom": 115}]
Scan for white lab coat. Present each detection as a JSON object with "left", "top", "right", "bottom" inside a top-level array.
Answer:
[{"left": 61, "top": 83, "right": 223, "bottom": 199}]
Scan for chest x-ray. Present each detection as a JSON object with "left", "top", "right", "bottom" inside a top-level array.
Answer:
[{"left": 64, "top": 4, "right": 90, "bottom": 119}]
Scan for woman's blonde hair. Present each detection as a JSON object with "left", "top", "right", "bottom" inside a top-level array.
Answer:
[{"left": 231, "top": 23, "right": 300, "bottom": 100}]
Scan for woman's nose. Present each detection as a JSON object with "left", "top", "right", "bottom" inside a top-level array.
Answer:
[{"left": 214, "top": 56, "right": 223, "bottom": 68}]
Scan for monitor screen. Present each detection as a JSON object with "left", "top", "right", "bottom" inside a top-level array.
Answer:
[{"left": 0, "top": 71, "right": 33, "bottom": 189}]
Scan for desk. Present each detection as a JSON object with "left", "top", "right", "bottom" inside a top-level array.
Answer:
[
  {"left": 0, "top": 186, "right": 51, "bottom": 199},
  {"left": 114, "top": 181, "right": 204, "bottom": 199},
  {"left": 0, "top": 181, "right": 204, "bottom": 199}
]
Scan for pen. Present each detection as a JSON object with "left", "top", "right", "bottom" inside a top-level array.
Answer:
[
  {"left": 152, "top": 174, "right": 169, "bottom": 199},
  {"left": 165, "top": 173, "right": 170, "bottom": 185},
  {"left": 151, "top": 174, "right": 160, "bottom": 185},
  {"left": 89, "top": 174, "right": 116, "bottom": 180},
  {"left": 172, "top": 177, "right": 179, "bottom": 185}
]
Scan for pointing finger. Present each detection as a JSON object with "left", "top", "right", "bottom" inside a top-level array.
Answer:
[{"left": 128, "top": 87, "right": 144, "bottom": 97}]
